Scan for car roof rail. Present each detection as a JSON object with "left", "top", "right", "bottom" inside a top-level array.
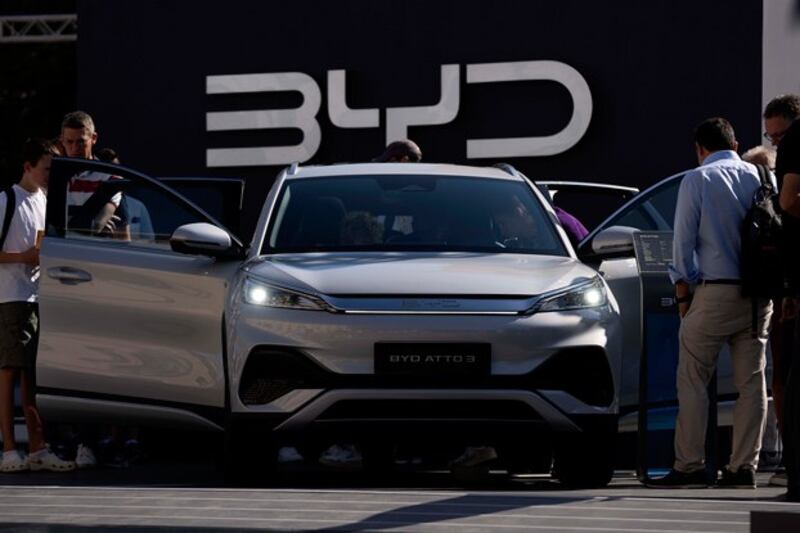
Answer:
[
  {"left": 287, "top": 162, "right": 300, "bottom": 175},
  {"left": 492, "top": 162, "right": 519, "bottom": 177}
]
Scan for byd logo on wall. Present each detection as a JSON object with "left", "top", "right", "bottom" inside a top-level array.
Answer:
[{"left": 205, "top": 60, "right": 592, "bottom": 167}]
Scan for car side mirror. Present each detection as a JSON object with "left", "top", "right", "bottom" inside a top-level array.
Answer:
[
  {"left": 170, "top": 222, "right": 233, "bottom": 257},
  {"left": 591, "top": 226, "right": 638, "bottom": 257}
]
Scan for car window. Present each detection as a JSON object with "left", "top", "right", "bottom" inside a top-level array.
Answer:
[
  {"left": 159, "top": 178, "right": 244, "bottom": 238},
  {"left": 264, "top": 175, "right": 567, "bottom": 256},
  {"left": 545, "top": 187, "right": 636, "bottom": 233},
  {"left": 647, "top": 178, "right": 682, "bottom": 229},
  {"left": 55, "top": 163, "right": 216, "bottom": 250},
  {"left": 603, "top": 175, "right": 684, "bottom": 232}
]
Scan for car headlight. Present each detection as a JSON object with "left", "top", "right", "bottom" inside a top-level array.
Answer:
[
  {"left": 243, "top": 278, "right": 330, "bottom": 311},
  {"left": 534, "top": 277, "right": 607, "bottom": 312}
]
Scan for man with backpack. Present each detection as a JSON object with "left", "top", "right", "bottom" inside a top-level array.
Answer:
[
  {"left": 0, "top": 139, "right": 76, "bottom": 472},
  {"left": 647, "top": 118, "right": 772, "bottom": 488},
  {"left": 765, "top": 94, "right": 800, "bottom": 502}
]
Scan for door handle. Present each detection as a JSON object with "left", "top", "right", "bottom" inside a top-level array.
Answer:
[{"left": 47, "top": 266, "right": 92, "bottom": 284}]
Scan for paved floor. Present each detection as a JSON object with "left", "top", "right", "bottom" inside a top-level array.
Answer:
[{"left": 0, "top": 468, "right": 797, "bottom": 532}]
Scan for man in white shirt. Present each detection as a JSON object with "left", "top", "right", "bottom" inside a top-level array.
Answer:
[{"left": 0, "top": 138, "right": 75, "bottom": 472}]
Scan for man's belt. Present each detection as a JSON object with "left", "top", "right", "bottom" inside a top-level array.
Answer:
[{"left": 701, "top": 279, "right": 741, "bottom": 285}]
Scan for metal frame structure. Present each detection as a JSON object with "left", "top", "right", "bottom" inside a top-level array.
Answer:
[{"left": 0, "top": 14, "right": 77, "bottom": 44}]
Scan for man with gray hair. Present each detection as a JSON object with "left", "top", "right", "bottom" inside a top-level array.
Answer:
[{"left": 742, "top": 146, "right": 777, "bottom": 170}]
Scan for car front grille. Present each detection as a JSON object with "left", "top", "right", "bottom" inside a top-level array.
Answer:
[{"left": 238, "top": 346, "right": 614, "bottom": 408}]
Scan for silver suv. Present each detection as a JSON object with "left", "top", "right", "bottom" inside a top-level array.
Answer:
[{"left": 37, "top": 159, "right": 622, "bottom": 487}]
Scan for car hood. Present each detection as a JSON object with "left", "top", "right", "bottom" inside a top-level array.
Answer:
[{"left": 245, "top": 252, "right": 596, "bottom": 297}]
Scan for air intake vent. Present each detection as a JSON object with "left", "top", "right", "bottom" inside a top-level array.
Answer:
[{"left": 239, "top": 349, "right": 326, "bottom": 405}]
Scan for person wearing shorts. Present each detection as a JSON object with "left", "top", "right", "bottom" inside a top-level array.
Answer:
[{"left": 0, "top": 138, "right": 75, "bottom": 473}]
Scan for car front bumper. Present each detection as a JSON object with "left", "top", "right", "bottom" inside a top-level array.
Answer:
[{"left": 226, "top": 301, "right": 622, "bottom": 436}]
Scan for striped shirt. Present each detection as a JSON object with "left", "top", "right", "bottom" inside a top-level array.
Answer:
[{"left": 67, "top": 170, "right": 123, "bottom": 208}]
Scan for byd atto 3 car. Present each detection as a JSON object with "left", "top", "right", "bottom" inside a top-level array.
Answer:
[{"left": 36, "top": 158, "right": 622, "bottom": 487}]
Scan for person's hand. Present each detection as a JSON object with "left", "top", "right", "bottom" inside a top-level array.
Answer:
[
  {"left": 19, "top": 246, "right": 39, "bottom": 266},
  {"left": 91, "top": 202, "right": 120, "bottom": 236},
  {"left": 100, "top": 215, "right": 122, "bottom": 235},
  {"left": 782, "top": 297, "right": 798, "bottom": 322},
  {"left": 678, "top": 301, "right": 691, "bottom": 318}
]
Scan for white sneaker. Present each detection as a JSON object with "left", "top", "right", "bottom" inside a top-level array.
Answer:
[
  {"left": 27, "top": 448, "right": 76, "bottom": 472},
  {"left": 75, "top": 444, "right": 97, "bottom": 469},
  {"left": 277, "top": 446, "right": 304, "bottom": 463},
  {"left": 319, "top": 444, "right": 362, "bottom": 467},
  {"left": 450, "top": 446, "right": 498, "bottom": 468},
  {"left": 0, "top": 450, "right": 29, "bottom": 473}
]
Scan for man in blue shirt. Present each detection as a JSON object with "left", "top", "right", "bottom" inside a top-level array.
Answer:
[{"left": 648, "top": 118, "right": 772, "bottom": 489}]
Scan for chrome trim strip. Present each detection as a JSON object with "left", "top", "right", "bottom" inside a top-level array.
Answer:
[
  {"left": 274, "top": 389, "right": 582, "bottom": 432},
  {"left": 539, "top": 181, "right": 639, "bottom": 194},
  {"left": 342, "top": 310, "right": 520, "bottom": 316}
]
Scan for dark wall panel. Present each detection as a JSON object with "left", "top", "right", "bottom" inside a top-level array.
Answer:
[{"left": 77, "top": 0, "right": 763, "bottom": 238}]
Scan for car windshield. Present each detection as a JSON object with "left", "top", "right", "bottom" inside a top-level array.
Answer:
[{"left": 263, "top": 174, "right": 567, "bottom": 255}]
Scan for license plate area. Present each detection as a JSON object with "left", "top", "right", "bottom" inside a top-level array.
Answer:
[{"left": 374, "top": 343, "right": 491, "bottom": 376}]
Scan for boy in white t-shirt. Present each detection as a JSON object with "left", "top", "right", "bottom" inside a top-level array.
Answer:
[{"left": 0, "top": 138, "right": 75, "bottom": 472}]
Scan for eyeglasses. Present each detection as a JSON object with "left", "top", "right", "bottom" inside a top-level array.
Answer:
[{"left": 763, "top": 128, "right": 789, "bottom": 144}]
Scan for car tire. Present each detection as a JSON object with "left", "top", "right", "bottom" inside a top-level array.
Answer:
[
  {"left": 552, "top": 421, "right": 616, "bottom": 489},
  {"left": 223, "top": 421, "right": 277, "bottom": 486}
]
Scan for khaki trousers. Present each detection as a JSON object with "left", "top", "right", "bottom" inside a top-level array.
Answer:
[{"left": 674, "top": 284, "right": 772, "bottom": 473}]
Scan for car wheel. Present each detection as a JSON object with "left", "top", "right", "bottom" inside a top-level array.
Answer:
[
  {"left": 552, "top": 422, "right": 616, "bottom": 489},
  {"left": 223, "top": 421, "right": 277, "bottom": 486}
]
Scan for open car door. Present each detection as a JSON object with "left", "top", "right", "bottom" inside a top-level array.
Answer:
[
  {"left": 576, "top": 172, "right": 684, "bottom": 411},
  {"left": 36, "top": 158, "right": 246, "bottom": 431}
]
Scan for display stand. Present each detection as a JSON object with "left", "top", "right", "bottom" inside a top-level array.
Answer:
[{"left": 633, "top": 232, "right": 717, "bottom": 483}]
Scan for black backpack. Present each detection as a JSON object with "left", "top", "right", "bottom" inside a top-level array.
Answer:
[
  {"left": 740, "top": 164, "right": 784, "bottom": 332},
  {"left": 0, "top": 185, "right": 16, "bottom": 251}
]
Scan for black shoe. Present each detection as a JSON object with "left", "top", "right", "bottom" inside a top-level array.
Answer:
[
  {"left": 645, "top": 469, "right": 708, "bottom": 488},
  {"left": 716, "top": 466, "right": 756, "bottom": 489}
]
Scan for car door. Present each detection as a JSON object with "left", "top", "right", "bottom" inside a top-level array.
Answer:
[
  {"left": 577, "top": 172, "right": 685, "bottom": 411},
  {"left": 36, "top": 158, "right": 245, "bottom": 429}
]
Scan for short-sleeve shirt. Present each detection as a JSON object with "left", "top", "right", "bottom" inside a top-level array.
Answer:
[
  {"left": 0, "top": 185, "right": 46, "bottom": 303},
  {"left": 776, "top": 119, "right": 800, "bottom": 292},
  {"left": 67, "top": 169, "right": 129, "bottom": 229},
  {"left": 67, "top": 170, "right": 123, "bottom": 208}
]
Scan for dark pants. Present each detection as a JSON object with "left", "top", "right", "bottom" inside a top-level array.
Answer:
[{"left": 786, "top": 315, "right": 800, "bottom": 491}]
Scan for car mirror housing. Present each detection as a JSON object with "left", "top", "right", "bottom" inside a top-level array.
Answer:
[
  {"left": 591, "top": 226, "right": 638, "bottom": 257},
  {"left": 170, "top": 222, "right": 235, "bottom": 257}
]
